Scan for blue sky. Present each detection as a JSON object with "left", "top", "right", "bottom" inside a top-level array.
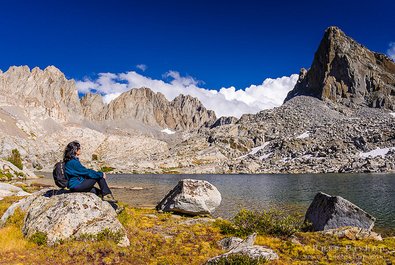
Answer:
[
  {"left": 1, "top": 0, "right": 394, "bottom": 89},
  {"left": 1, "top": 0, "right": 395, "bottom": 117}
]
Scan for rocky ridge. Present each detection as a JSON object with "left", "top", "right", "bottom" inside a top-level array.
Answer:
[
  {"left": 89, "top": 87, "right": 217, "bottom": 130},
  {"left": 0, "top": 66, "right": 217, "bottom": 172},
  {"left": 0, "top": 65, "right": 83, "bottom": 122}
]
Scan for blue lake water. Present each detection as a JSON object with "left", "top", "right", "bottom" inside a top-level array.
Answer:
[{"left": 36, "top": 173, "right": 395, "bottom": 230}]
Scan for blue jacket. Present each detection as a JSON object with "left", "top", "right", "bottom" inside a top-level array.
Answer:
[{"left": 64, "top": 157, "right": 103, "bottom": 189}]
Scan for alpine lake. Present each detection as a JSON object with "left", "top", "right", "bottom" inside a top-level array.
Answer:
[{"left": 31, "top": 173, "right": 395, "bottom": 233}]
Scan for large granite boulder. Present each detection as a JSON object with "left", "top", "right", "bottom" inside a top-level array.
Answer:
[
  {"left": 305, "top": 192, "right": 376, "bottom": 231},
  {"left": 1, "top": 189, "right": 129, "bottom": 246},
  {"left": 156, "top": 179, "right": 221, "bottom": 216},
  {"left": 206, "top": 233, "right": 278, "bottom": 264}
]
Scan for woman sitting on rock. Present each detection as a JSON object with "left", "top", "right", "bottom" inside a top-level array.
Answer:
[{"left": 63, "top": 140, "right": 117, "bottom": 203}]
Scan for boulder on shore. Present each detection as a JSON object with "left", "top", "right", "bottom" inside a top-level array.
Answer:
[
  {"left": 1, "top": 189, "right": 129, "bottom": 247},
  {"left": 305, "top": 192, "right": 376, "bottom": 231},
  {"left": 156, "top": 179, "right": 221, "bottom": 216},
  {"left": 321, "top": 226, "right": 382, "bottom": 241},
  {"left": 206, "top": 233, "right": 278, "bottom": 264}
]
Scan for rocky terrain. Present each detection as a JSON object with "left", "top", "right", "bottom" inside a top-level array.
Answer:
[
  {"left": 0, "top": 26, "right": 394, "bottom": 174},
  {"left": 201, "top": 96, "right": 395, "bottom": 173}
]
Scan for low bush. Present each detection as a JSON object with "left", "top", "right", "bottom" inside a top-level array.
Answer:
[
  {"left": 216, "top": 209, "right": 307, "bottom": 238},
  {"left": 100, "top": 166, "right": 115, "bottom": 173},
  {"left": 91, "top": 154, "right": 98, "bottom": 161},
  {"left": 78, "top": 228, "right": 125, "bottom": 244},
  {"left": 29, "top": 232, "right": 48, "bottom": 246}
]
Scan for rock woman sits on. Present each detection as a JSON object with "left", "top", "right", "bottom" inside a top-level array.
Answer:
[{"left": 63, "top": 141, "right": 122, "bottom": 212}]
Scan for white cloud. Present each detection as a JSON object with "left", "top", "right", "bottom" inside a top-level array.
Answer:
[
  {"left": 76, "top": 70, "right": 298, "bottom": 118},
  {"left": 102, "top": 92, "right": 122, "bottom": 104},
  {"left": 136, "top": 64, "right": 147, "bottom": 71},
  {"left": 388, "top": 43, "right": 395, "bottom": 60},
  {"left": 75, "top": 80, "right": 97, "bottom": 93}
]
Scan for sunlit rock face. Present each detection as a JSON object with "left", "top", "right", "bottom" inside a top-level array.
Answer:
[
  {"left": 285, "top": 26, "right": 395, "bottom": 110},
  {"left": 85, "top": 87, "right": 217, "bottom": 130},
  {"left": 0, "top": 65, "right": 83, "bottom": 122}
]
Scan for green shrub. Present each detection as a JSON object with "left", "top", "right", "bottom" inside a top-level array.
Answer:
[
  {"left": 7, "top": 149, "right": 23, "bottom": 170},
  {"left": 212, "top": 253, "right": 267, "bottom": 265},
  {"left": 95, "top": 229, "right": 124, "bottom": 243},
  {"left": 100, "top": 166, "right": 115, "bottom": 172},
  {"left": 29, "top": 232, "right": 48, "bottom": 246},
  {"left": 217, "top": 209, "right": 306, "bottom": 238},
  {"left": 78, "top": 228, "right": 124, "bottom": 244}
]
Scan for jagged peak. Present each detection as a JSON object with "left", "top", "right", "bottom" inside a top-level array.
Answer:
[
  {"left": 325, "top": 26, "right": 344, "bottom": 35},
  {"left": 284, "top": 26, "right": 395, "bottom": 110},
  {"left": 43, "top": 65, "right": 64, "bottom": 76},
  {"left": 172, "top": 93, "right": 200, "bottom": 103},
  {"left": 5, "top": 65, "right": 31, "bottom": 74},
  {"left": 120, "top": 87, "right": 167, "bottom": 101},
  {"left": 320, "top": 26, "right": 369, "bottom": 55},
  {"left": 3, "top": 65, "right": 67, "bottom": 79}
]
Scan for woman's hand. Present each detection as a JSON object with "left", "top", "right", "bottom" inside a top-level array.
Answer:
[{"left": 103, "top": 172, "right": 107, "bottom": 179}]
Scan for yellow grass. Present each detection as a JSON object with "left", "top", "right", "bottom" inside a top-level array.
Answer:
[
  {"left": 0, "top": 226, "right": 31, "bottom": 252},
  {"left": 0, "top": 197, "right": 394, "bottom": 264}
]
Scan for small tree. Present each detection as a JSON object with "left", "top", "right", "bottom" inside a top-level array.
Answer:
[{"left": 7, "top": 149, "right": 23, "bottom": 170}]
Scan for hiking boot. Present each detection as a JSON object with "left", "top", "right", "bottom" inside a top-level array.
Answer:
[
  {"left": 115, "top": 205, "right": 125, "bottom": 214},
  {"left": 107, "top": 201, "right": 124, "bottom": 214},
  {"left": 102, "top": 194, "right": 118, "bottom": 203}
]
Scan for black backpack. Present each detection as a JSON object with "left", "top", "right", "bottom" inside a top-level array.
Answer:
[{"left": 53, "top": 161, "right": 68, "bottom": 188}]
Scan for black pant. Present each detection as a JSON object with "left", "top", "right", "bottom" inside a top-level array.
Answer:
[{"left": 71, "top": 178, "right": 112, "bottom": 196}]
